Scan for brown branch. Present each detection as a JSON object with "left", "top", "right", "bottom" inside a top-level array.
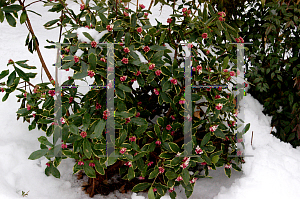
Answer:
[
  {"left": 18, "top": 0, "right": 54, "bottom": 86},
  {"left": 24, "top": 0, "right": 42, "bottom": 8},
  {"left": 148, "top": 0, "right": 154, "bottom": 11}
]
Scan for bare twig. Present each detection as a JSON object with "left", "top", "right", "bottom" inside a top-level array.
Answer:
[
  {"left": 251, "top": 131, "right": 253, "bottom": 146},
  {"left": 18, "top": 0, "right": 54, "bottom": 86},
  {"left": 148, "top": 0, "right": 154, "bottom": 10}
]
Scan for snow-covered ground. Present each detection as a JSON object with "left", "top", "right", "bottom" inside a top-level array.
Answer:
[{"left": 1, "top": 0, "right": 300, "bottom": 198}]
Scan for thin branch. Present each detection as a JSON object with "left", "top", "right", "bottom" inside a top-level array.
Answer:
[
  {"left": 24, "top": 0, "right": 42, "bottom": 8},
  {"left": 18, "top": 0, "right": 54, "bottom": 86},
  {"left": 148, "top": 0, "right": 154, "bottom": 11}
]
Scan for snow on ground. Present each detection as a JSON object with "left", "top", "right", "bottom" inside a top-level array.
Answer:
[{"left": 1, "top": 0, "right": 300, "bottom": 198}]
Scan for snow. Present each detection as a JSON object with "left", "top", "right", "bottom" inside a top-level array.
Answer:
[{"left": 1, "top": 0, "right": 300, "bottom": 199}]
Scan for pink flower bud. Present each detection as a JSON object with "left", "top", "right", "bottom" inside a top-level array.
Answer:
[
  {"left": 27, "top": 104, "right": 31, "bottom": 111},
  {"left": 123, "top": 12, "right": 129, "bottom": 17},
  {"left": 100, "top": 58, "right": 107, "bottom": 62},
  {"left": 46, "top": 163, "right": 50, "bottom": 167},
  {"left": 96, "top": 103, "right": 101, "bottom": 110},
  {"left": 202, "top": 33, "right": 208, "bottom": 39},
  {"left": 147, "top": 161, "right": 154, "bottom": 166},
  {"left": 135, "top": 71, "right": 141, "bottom": 76},
  {"left": 121, "top": 57, "right": 128, "bottom": 64},
  {"left": 88, "top": 70, "right": 95, "bottom": 78},
  {"left": 106, "top": 25, "right": 113, "bottom": 31},
  {"left": 91, "top": 41, "right": 97, "bottom": 48},
  {"left": 74, "top": 56, "right": 80, "bottom": 63},
  {"left": 230, "top": 71, "right": 235, "bottom": 76},
  {"left": 155, "top": 140, "right": 161, "bottom": 145},
  {"left": 139, "top": 4, "right": 145, "bottom": 9},
  {"left": 166, "top": 124, "right": 172, "bottom": 130},
  {"left": 175, "top": 176, "right": 183, "bottom": 181},
  {"left": 120, "top": 147, "right": 127, "bottom": 154},
  {"left": 120, "top": 76, "right": 127, "bottom": 81},
  {"left": 129, "top": 136, "right": 136, "bottom": 142},
  {"left": 215, "top": 103, "right": 223, "bottom": 110},
  {"left": 69, "top": 97, "right": 73, "bottom": 103},
  {"left": 149, "top": 63, "right": 155, "bottom": 70},
  {"left": 123, "top": 47, "right": 130, "bottom": 53},
  {"left": 137, "top": 27, "right": 143, "bottom": 33},
  {"left": 80, "top": 131, "right": 87, "bottom": 138},
  {"left": 89, "top": 162, "right": 95, "bottom": 167},
  {"left": 78, "top": 161, "right": 84, "bottom": 166},
  {"left": 61, "top": 143, "right": 67, "bottom": 149},
  {"left": 143, "top": 46, "right": 150, "bottom": 53},
  {"left": 154, "top": 88, "right": 159, "bottom": 95},
  {"left": 167, "top": 18, "right": 172, "bottom": 23},
  {"left": 155, "top": 70, "right": 162, "bottom": 76},
  {"left": 80, "top": 4, "right": 85, "bottom": 11},
  {"left": 158, "top": 167, "right": 165, "bottom": 174}
]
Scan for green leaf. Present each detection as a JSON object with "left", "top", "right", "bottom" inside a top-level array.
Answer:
[
  {"left": 118, "top": 129, "right": 127, "bottom": 146},
  {"left": 2, "top": 93, "right": 9, "bottom": 102},
  {"left": 83, "top": 162, "right": 96, "bottom": 178},
  {"left": 277, "top": 75, "right": 282, "bottom": 82},
  {"left": 131, "top": 117, "right": 147, "bottom": 126},
  {"left": 182, "top": 168, "right": 190, "bottom": 185},
  {"left": 2, "top": 5, "right": 23, "bottom": 12},
  {"left": 50, "top": 165, "right": 60, "bottom": 178},
  {"left": 83, "top": 32, "right": 94, "bottom": 41},
  {"left": 243, "top": 123, "right": 250, "bottom": 134},
  {"left": 7, "top": 70, "right": 16, "bottom": 87},
  {"left": 214, "top": 129, "right": 225, "bottom": 138},
  {"left": 148, "top": 187, "right": 155, "bottom": 199},
  {"left": 128, "top": 166, "right": 135, "bottom": 181},
  {"left": 82, "top": 113, "right": 91, "bottom": 131},
  {"left": 131, "top": 13, "right": 137, "bottom": 28},
  {"left": 201, "top": 132, "right": 211, "bottom": 146},
  {"left": 83, "top": 139, "right": 92, "bottom": 159},
  {"left": 118, "top": 83, "right": 132, "bottom": 92},
  {"left": 99, "top": 13, "right": 109, "bottom": 25},
  {"left": 20, "top": 11, "right": 27, "bottom": 24},
  {"left": 44, "top": 19, "right": 60, "bottom": 28},
  {"left": 149, "top": 167, "right": 159, "bottom": 179},
  {"left": 38, "top": 136, "right": 53, "bottom": 146},
  {"left": 151, "top": 50, "right": 164, "bottom": 64},
  {"left": 94, "top": 161, "right": 105, "bottom": 175},
  {"left": 125, "top": 32, "right": 131, "bottom": 47},
  {"left": 107, "top": 153, "right": 118, "bottom": 166},
  {"left": 28, "top": 149, "right": 48, "bottom": 160},
  {"left": 165, "top": 170, "right": 177, "bottom": 179},
  {"left": 162, "top": 80, "right": 171, "bottom": 92},
  {"left": 14, "top": 67, "right": 29, "bottom": 81},
  {"left": 0, "top": 70, "right": 9, "bottom": 80},
  {"left": 134, "top": 124, "right": 148, "bottom": 136},
  {"left": 161, "top": 66, "right": 172, "bottom": 77},
  {"left": 222, "top": 56, "right": 229, "bottom": 69},
  {"left": 38, "top": 119, "right": 53, "bottom": 124},
  {"left": 169, "top": 142, "right": 180, "bottom": 153},
  {"left": 211, "top": 155, "right": 219, "bottom": 164},
  {"left": 15, "top": 61, "right": 36, "bottom": 69},
  {"left": 132, "top": 182, "right": 151, "bottom": 192},
  {"left": 89, "top": 53, "right": 97, "bottom": 71},
  {"left": 0, "top": 11, "right": 4, "bottom": 23},
  {"left": 150, "top": 45, "right": 167, "bottom": 51},
  {"left": 225, "top": 167, "right": 231, "bottom": 178},
  {"left": 160, "top": 92, "right": 172, "bottom": 103}
]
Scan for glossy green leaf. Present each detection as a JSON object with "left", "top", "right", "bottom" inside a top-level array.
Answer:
[
  {"left": 83, "top": 139, "right": 92, "bottom": 159},
  {"left": 132, "top": 182, "right": 151, "bottom": 192},
  {"left": 28, "top": 149, "right": 49, "bottom": 160},
  {"left": 83, "top": 162, "right": 96, "bottom": 178}
]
